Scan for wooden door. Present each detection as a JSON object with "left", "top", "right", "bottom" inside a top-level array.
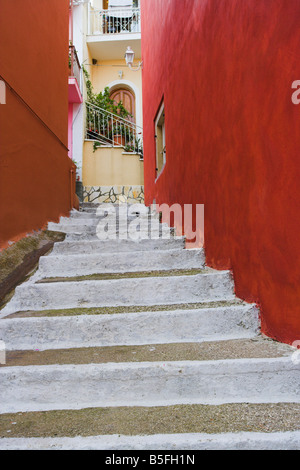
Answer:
[{"left": 110, "top": 88, "right": 135, "bottom": 122}]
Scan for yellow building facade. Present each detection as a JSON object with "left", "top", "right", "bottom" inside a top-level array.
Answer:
[{"left": 82, "top": 0, "right": 144, "bottom": 203}]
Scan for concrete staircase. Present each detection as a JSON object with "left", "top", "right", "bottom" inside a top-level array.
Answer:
[{"left": 0, "top": 203, "right": 299, "bottom": 450}]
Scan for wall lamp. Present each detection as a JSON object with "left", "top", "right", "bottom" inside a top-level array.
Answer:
[{"left": 124, "top": 46, "right": 143, "bottom": 71}]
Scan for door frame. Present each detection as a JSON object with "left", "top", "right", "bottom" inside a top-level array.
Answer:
[{"left": 107, "top": 80, "right": 142, "bottom": 129}]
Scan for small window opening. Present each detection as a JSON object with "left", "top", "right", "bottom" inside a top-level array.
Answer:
[{"left": 155, "top": 102, "right": 166, "bottom": 179}]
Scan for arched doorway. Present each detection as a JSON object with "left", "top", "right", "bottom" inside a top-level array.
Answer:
[{"left": 110, "top": 88, "right": 136, "bottom": 123}]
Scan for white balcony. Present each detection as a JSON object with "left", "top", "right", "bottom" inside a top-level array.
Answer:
[
  {"left": 68, "top": 45, "right": 83, "bottom": 103},
  {"left": 87, "top": 7, "right": 141, "bottom": 60},
  {"left": 90, "top": 7, "right": 141, "bottom": 35}
]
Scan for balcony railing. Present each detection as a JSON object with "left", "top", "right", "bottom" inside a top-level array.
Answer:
[
  {"left": 69, "top": 45, "right": 81, "bottom": 89},
  {"left": 86, "top": 102, "right": 143, "bottom": 157},
  {"left": 89, "top": 8, "right": 141, "bottom": 36}
]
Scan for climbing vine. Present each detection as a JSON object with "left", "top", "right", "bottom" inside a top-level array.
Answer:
[{"left": 82, "top": 66, "right": 131, "bottom": 119}]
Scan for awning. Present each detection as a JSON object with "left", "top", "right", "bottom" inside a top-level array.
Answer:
[
  {"left": 109, "top": 0, "right": 133, "bottom": 6},
  {"left": 107, "top": 0, "right": 133, "bottom": 18}
]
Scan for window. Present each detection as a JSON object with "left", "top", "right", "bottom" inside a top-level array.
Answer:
[{"left": 155, "top": 101, "right": 166, "bottom": 179}]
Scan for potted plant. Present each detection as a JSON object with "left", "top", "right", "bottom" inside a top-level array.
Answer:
[
  {"left": 83, "top": 68, "right": 133, "bottom": 147},
  {"left": 72, "top": 160, "right": 83, "bottom": 202}
]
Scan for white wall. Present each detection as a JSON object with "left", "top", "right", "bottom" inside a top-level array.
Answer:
[{"left": 71, "top": 3, "right": 85, "bottom": 180}]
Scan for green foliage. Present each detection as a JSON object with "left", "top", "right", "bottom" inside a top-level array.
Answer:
[
  {"left": 82, "top": 66, "right": 94, "bottom": 101},
  {"left": 124, "top": 137, "right": 143, "bottom": 157},
  {"left": 93, "top": 141, "right": 102, "bottom": 153},
  {"left": 83, "top": 66, "right": 143, "bottom": 157},
  {"left": 83, "top": 66, "right": 131, "bottom": 119},
  {"left": 72, "top": 160, "right": 81, "bottom": 169}
]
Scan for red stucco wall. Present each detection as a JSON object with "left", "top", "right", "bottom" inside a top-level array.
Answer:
[
  {"left": 0, "top": 0, "right": 75, "bottom": 248},
  {"left": 141, "top": 0, "right": 300, "bottom": 344}
]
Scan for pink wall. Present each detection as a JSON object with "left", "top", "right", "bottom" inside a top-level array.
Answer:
[
  {"left": 0, "top": 0, "right": 77, "bottom": 249},
  {"left": 141, "top": 0, "right": 300, "bottom": 344},
  {"left": 68, "top": 103, "right": 73, "bottom": 159}
]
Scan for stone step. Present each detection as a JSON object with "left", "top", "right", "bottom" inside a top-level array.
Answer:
[
  {"left": 47, "top": 223, "right": 175, "bottom": 241},
  {"left": 0, "top": 271, "right": 235, "bottom": 316},
  {"left": 68, "top": 206, "right": 155, "bottom": 220},
  {"left": 3, "top": 300, "right": 244, "bottom": 318},
  {"left": 0, "top": 400, "right": 299, "bottom": 447},
  {"left": 0, "top": 357, "right": 298, "bottom": 413},
  {"left": 36, "top": 249, "right": 205, "bottom": 278},
  {"left": 1, "top": 430, "right": 300, "bottom": 450},
  {"left": 47, "top": 221, "right": 170, "bottom": 232},
  {"left": 80, "top": 202, "right": 150, "bottom": 211},
  {"left": 59, "top": 214, "right": 159, "bottom": 225},
  {"left": 0, "top": 337, "right": 292, "bottom": 367},
  {"left": 67, "top": 207, "right": 159, "bottom": 219},
  {"left": 64, "top": 229, "right": 177, "bottom": 241},
  {"left": 57, "top": 218, "right": 116, "bottom": 226},
  {"left": 68, "top": 213, "right": 160, "bottom": 221},
  {"left": 51, "top": 237, "right": 186, "bottom": 255},
  {"left": 0, "top": 305, "right": 259, "bottom": 351}
]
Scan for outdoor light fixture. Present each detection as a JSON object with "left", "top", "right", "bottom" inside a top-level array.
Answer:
[{"left": 124, "top": 46, "right": 143, "bottom": 71}]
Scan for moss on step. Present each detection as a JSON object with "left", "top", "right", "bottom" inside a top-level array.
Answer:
[
  {"left": 36, "top": 268, "right": 209, "bottom": 284},
  {"left": 0, "top": 231, "right": 65, "bottom": 308},
  {"left": 0, "top": 231, "right": 64, "bottom": 284},
  {"left": 1, "top": 337, "right": 293, "bottom": 368},
  {"left": 6, "top": 299, "right": 244, "bottom": 318},
  {"left": 1, "top": 403, "right": 300, "bottom": 438}
]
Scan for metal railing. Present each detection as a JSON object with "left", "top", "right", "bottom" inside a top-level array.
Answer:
[
  {"left": 89, "top": 8, "right": 141, "bottom": 35},
  {"left": 86, "top": 102, "right": 143, "bottom": 157},
  {"left": 69, "top": 45, "right": 81, "bottom": 89}
]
